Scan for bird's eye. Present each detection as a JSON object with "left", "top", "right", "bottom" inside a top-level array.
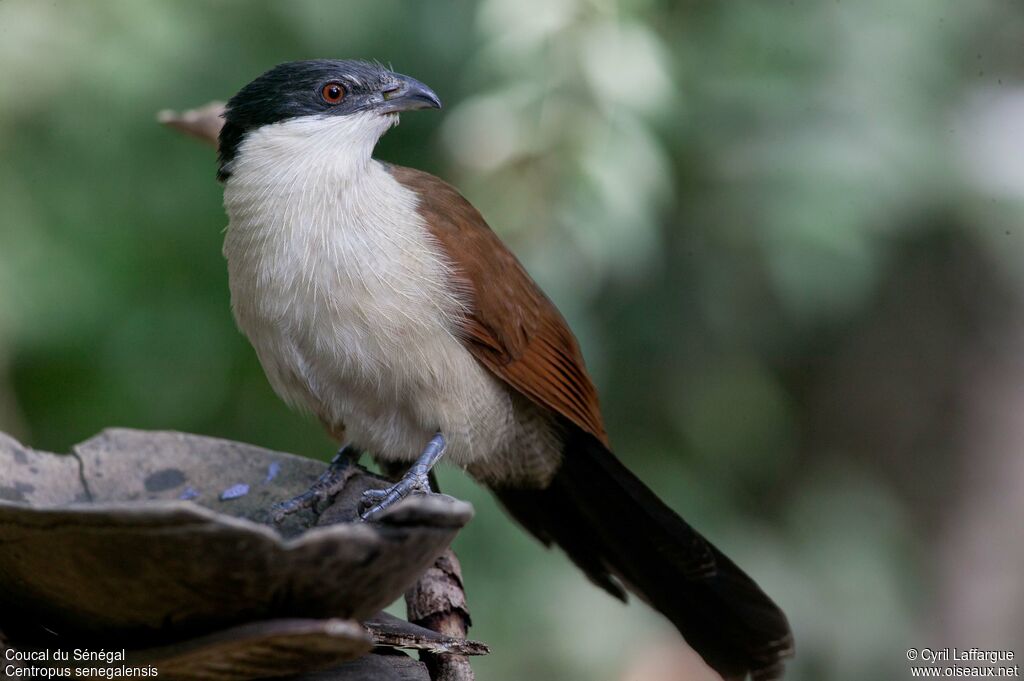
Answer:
[{"left": 321, "top": 82, "right": 346, "bottom": 104}]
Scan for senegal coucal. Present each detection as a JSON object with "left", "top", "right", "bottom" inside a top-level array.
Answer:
[{"left": 216, "top": 60, "right": 794, "bottom": 680}]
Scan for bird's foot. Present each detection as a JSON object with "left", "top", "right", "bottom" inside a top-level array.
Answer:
[
  {"left": 271, "top": 446, "right": 360, "bottom": 523},
  {"left": 359, "top": 470, "right": 432, "bottom": 520},
  {"left": 360, "top": 432, "right": 446, "bottom": 521}
]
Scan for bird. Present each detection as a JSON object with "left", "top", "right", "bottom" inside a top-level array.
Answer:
[{"left": 217, "top": 59, "right": 794, "bottom": 681}]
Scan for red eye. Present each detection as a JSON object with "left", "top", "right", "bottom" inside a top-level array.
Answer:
[{"left": 321, "top": 82, "right": 346, "bottom": 104}]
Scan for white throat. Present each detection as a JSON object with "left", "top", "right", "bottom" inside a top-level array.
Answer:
[{"left": 222, "top": 111, "right": 396, "bottom": 190}]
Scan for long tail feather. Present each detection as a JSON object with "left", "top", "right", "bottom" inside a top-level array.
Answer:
[{"left": 492, "top": 425, "right": 794, "bottom": 680}]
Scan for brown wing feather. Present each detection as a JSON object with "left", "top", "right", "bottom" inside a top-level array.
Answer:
[{"left": 388, "top": 164, "right": 609, "bottom": 446}]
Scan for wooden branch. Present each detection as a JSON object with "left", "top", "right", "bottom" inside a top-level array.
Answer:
[
  {"left": 364, "top": 612, "right": 488, "bottom": 657},
  {"left": 373, "top": 460, "right": 477, "bottom": 681},
  {"left": 404, "top": 550, "right": 475, "bottom": 681}
]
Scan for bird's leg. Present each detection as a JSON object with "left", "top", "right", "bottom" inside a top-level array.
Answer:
[
  {"left": 360, "top": 432, "right": 446, "bottom": 521},
  {"left": 271, "top": 445, "right": 362, "bottom": 523}
]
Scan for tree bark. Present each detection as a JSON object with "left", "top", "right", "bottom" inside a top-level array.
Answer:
[{"left": 405, "top": 550, "right": 475, "bottom": 681}]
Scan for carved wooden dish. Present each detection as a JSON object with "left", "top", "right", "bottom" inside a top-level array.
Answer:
[{"left": 0, "top": 429, "right": 473, "bottom": 647}]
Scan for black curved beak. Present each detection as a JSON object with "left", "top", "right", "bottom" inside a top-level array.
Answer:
[{"left": 378, "top": 74, "right": 442, "bottom": 113}]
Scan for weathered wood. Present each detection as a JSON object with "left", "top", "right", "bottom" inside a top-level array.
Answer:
[
  {"left": 0, "top": 429, "right": 481, "bottom": 681},
  {"left": 3, "top": 619, "right": 424, "bottom": 681},
  {"left": 364, "top": 612, "right": 488, "bottom": 657},
  {"left": 127, "top": 618, "right": 372, "bottom": 680},
  {"left": 289, "top": 652, "right": 430, "bottom": 681},
  {"left": 373, "top": 462, "right": 478, "bottom": 681},
  {"left": 0, "top": 429, "right": 472, "bottom": 645},
  {"left": 405, "top": 550, "right": 475, "bottom": 681}
]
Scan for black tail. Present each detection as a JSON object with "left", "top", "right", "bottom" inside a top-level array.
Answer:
[{"left": 492, "top": 425, "right": 794, "bottom": 680}]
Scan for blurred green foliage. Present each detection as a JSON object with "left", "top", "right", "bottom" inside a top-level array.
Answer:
[{"left": 2, "top": 1, "right": 1022, "bottom": 679}]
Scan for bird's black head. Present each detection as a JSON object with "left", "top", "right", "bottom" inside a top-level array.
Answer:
[{"left": 218, "top": 60, "right": 441, "bottom": 181}]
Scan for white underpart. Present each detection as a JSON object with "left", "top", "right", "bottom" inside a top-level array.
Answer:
[{"left": 222, "top": 111, "right": 560, "bottom": 481}]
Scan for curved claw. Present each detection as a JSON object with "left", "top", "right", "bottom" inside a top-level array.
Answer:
[
  {"left": 360, "top": 432, "right": 446, "bottom": 522},
  {"left": 269, "top": 446, "right": 359, "bottom": 523},
  {"left": 359, "top": 474, "right": 431, "bottom": 521}
]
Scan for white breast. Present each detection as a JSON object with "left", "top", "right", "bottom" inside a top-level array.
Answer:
[{"left": 221, "top": 113, "right": 524, "bottom": 468}]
